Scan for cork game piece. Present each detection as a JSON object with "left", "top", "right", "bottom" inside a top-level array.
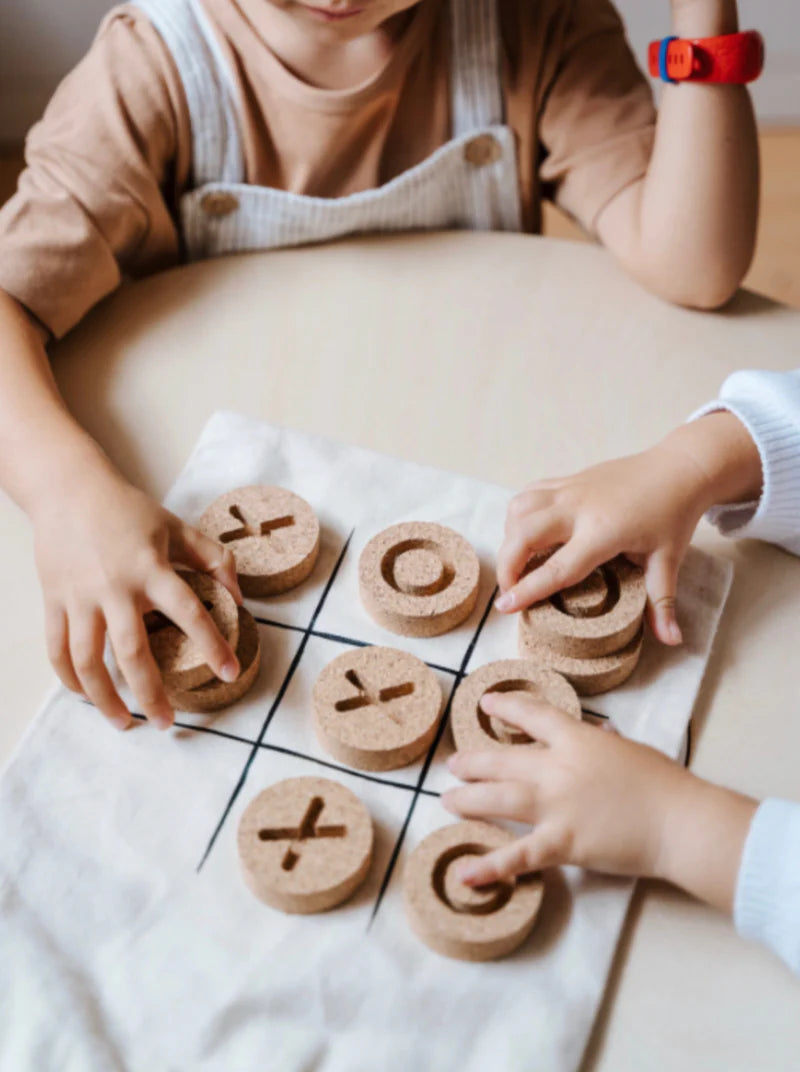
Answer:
[
  {"left": 238, "top": 777, "right": 373, "bottom": 914},
  {"left": 518, "top": 554, "right": 647, "bottom": 696},
  {"left": 359, "top": 522, "right": 480, "bottom": 637},
  {"left": 404, "top": 820, "right": 544, "bottom": 961},
  {"left": 165, "top": 607, "right": 261, "bottom": 714},
  {"left": 145, "top": 571, "right": 239, "bottom": 690},
  {"left": 451, "top": 659, "right": 581, "bottom": 753},
  {"left": 313, "top": 647, "right": 443, "bottom": 771},
  {"left": 198, "top": 486, "right": 320, "bottom": 597}
]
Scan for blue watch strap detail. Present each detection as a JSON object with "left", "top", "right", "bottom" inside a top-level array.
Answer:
[{"left": 659, "top": 35, "right": 678, "bottom": 83}]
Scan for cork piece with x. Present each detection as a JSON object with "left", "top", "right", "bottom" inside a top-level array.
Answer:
[
  {"left": 237, "top": 777, "right": 373, "bottom": 913},
  {"left": 313, "top": 647, "right": 443, "bottom": 771},
  {"left": 198, "top": 485, "right": 320, "bottom": 597}
]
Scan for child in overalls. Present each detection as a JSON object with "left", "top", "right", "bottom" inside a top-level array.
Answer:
[{"left": 0, "top": 0, "right": 760, "bottom": 730}]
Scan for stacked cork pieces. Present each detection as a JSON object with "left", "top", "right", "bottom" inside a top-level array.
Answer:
[
  {"left": 359, "top": 521, "right": 480, "bottom": 637},
  {"left": 451, "top": 659, "right": 581, "bottom": 752},
  {"left": 145, "top": 571, "right": 262, "bottom": 713},
  {"left": 518, "top": 555, "right": 647, "bottom": 696}
]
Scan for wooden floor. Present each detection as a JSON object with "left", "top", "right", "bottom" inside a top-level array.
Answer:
[{"left": 1, "top": 129, "right": 798, "bottom": 307}]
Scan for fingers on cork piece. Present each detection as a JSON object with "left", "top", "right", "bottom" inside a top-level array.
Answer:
[
  {"left": 145, "top": 571, "right": 239, "bottom": 690},
  {"left": 238, "top": 777, "right": 373, "bottom": 914},
  {"left": 166, "top": 607, "right": 261, "bottom": 714},
  {"left": 451, "top": 659, "right": 580, "bottom": 752},
  {"left": 404, "top": 821, "right": 544, "bottom": 961},
  {"left": 313, "top": 647, "right": 443, "bottom": 771},
  {"left": 199, "top": 486, "right": 320, "bottom": 597},
  {"left": 359, "top": 522, "right": 480, "bottom": 637},
  {"left": 518, "top": 555, "right": 646, "bottom": 696}
]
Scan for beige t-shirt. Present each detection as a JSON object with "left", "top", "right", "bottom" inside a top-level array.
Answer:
[{"left": 0, "top": 0, "right": 655, "bottom": 339}]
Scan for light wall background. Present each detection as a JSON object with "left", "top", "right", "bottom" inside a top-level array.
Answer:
[{"left": 0, "top": 0, "right": 797, "bottom": 144}]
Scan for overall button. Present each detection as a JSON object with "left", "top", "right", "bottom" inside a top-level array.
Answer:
[
  {"left": 463, "top": 134, "right": 502, "bottom": 167},
  {"left": 200, "top": 191, "right": 240, "bottom": 217}
]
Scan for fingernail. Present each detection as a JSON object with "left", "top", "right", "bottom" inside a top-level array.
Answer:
[
  {"left": 112, "top": 715, "right": 132, "bottom": 732},
  {"left": 495, "top": 591, "right": 515, "bottom": 612},
  {"left": 220, "top": 660, "right": 239, "bottom": 683},
  {"left": 152, "top": 713, "right": 173, "bottom": 731},
  {"left": 446, "top": 755, "right": 459, "bottom": 772},
  {"left": 669, "top": 622, "right": 682, "bottom": 645},
  {"left": 440, "top": 791, "right": 456, "bottom": 813},
  {"left": 459, "top": 864, "right": 478, "bottom": 885}
]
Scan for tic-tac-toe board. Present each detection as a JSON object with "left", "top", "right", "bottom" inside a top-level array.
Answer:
[{"left": 0, "top": 412, "right": 732, "bottom": 1072}]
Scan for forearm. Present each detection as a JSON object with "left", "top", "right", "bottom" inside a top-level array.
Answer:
[
  {"left": 0, "top": 289, "right": 115, "bottom": 517},
  {"left": 654, "top": 772, "right": 758, "bottom": 914},
  {"left": 598, "top": 0, "right": 758, "bottom": 308}
]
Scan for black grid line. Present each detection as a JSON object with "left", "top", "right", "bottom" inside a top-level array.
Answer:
[
  {"left": 367, "top": 586, "right": 499, "bottom": 929},
  {"left": 196, "top": 530, "right": 355, "bottom": 871}
]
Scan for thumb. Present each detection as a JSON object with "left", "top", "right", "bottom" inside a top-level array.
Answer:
[
  {"left": 170, "top": 520, "right": 243, "bottom": 605},
  {"left": 645, "top": 549, "right": 682, "bottom": 645}
]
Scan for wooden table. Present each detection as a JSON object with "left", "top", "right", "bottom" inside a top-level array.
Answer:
[{"left": 2, "top": 233, "right": 799, "bottom": 1069}]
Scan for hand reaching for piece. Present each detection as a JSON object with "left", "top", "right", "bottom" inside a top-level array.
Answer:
[
  {"left": 33, "top": 468, "right": 242, "bottom": 732},
  {"left": 443, "top": 691, "right": 757, "bottom": 915},
  {"left": 494, "top": 412, "right": 763, "bottom": 645}
]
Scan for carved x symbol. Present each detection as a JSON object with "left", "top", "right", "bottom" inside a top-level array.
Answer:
[{"left": 258, "top": 796, "right": 346, "bottom": 872}]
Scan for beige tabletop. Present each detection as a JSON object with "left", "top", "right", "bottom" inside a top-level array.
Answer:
[{"left": 2, "top": 232, "right": 799, "bottom": 1068}]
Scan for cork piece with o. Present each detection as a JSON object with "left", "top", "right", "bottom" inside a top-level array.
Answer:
[
  {"left": 198, "top": 485, "right": 320, "bottom": 597},
  {"left": 518, "top": 554, "right": 647, "bottom": 695},
  {"left": 237, "top": 777, "right": 373, "bottom": 914},
  {"left": 451, "top": 658, "right": 581, "bottom": 753},
  {"left": 145, "top": 571, "right": 239, "bottom": 690},
  {"left": 313, "top": 647, "right": 443, "bottom": 771},
  {"left": 404, "top": 820, "right": 544, "bottom": 961},
  {"left": 359, "top": 521, "right": 480, "bottom": 637},
  {"left": 166, "top": 607, "right": 261, "bottom": 714}
]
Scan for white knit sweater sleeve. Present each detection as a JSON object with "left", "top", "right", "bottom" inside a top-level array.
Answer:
[{"left": 690, "top": 368, "right": 800, "bottom": 554}]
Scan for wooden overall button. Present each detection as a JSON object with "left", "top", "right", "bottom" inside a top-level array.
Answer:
[
  {"left": 145, "top": 570, "right": 239, "bottom": 690},
  {"left": 451, "top": 659, "right": 581, "bottom": 753},
  {"left": 200, "top": 191, "right": 240, "bottom": 217},
  {"left": 165, "top": 607, "right": 261, "bottom": 714},
  {"left": 463, "top": 134, "right": 502, "bottom": 167},
  {"left": 313, "top": 647, "right": 443, "bottom": 771},
  {"left": 199, "top": 485, "right": 320, "bottom": 597},
  {"left": 238, "top": 777, "right": 373, "bottom": 914},
  {"left": 404, "top": 821, "right": 544, "bottom": 961},
  {"left": 359, "top": 522, "right": 480, "bottom": 637}
]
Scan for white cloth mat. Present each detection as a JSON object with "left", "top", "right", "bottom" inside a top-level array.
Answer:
[{"left": 0, "top": 412, "right": 733, "bottom": 1072}]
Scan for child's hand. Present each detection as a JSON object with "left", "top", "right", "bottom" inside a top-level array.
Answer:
[
  {"left": 495, "top": 412, "right": 764, "bottom": 645},
  {"left": 32, "top": 469, "right": 242, "bottom": 732},
  {"left": 443, "top": 692, "right": 757, "bottom": 915}
]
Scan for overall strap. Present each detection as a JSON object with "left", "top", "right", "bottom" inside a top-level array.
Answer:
[
  {"left": 449, "top": 0, "right": 504, "bottom": 135},
  {"left": 132, "top": 0, "right": 244, "bottom": 185}
]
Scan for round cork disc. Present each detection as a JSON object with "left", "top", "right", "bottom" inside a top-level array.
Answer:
[
  {"left": 451, "top": 659, "right": 581, "bottom": 752},
  {"left": 404, "top": 820, "right": 544, "bottom": 961},
  {"left": 520, "top": 555, "right": 646, "bottom": 659},
  {"left": 198, "top": 486, "right": 320, "bottom": 597},
  {"left": 166, "top": 607, "right": 261, "bottom": 714},
  {"left": 518, "top": 625, "right": 644, "bottom": 696},
  {"left": 313, "top": 647, "right": 443, "bottom": 771},
  {"left": 145, "top": 571, "right": 239, "bottom": 690},
  {"left": 359, "top": 522, "right": 480, "bottom": 637},
  {"left": 238, "top": 777, "right": 373, "bottom": 914}
]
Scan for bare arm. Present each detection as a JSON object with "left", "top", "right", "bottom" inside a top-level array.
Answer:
[{"left": 596, "top": 0, "right": 758, "bottom": 308}]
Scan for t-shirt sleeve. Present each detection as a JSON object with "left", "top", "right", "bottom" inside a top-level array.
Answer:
[
  {"left": 0, "top": 4, "right": 191, "bottom": 339},
  {"left": 537, "top": 0, "right": 656, "bottom": 234}
]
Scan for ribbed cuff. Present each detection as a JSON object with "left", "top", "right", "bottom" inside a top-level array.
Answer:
[
  {"left": 689, "top": 370, "right": 800, "bottom": 552},
  {"left": 734, "top": 798, "right": 800, "bottom": 976}
]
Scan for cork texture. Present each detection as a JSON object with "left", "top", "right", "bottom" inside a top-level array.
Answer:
[
  {"left": 521, "top": 555, "right": 646, "bottom": 659},
  {"left": 359, "top": 522, "right": 480, "bottom": 638},
  {"left": 403, "top": 820, "right": 544, "bottom": 961},
  {"left": 451, "top": 659, "right": 581, "bottom": 752},
  {"left": 198, "top": 485, "right": 320, "bottom": 597},
  {"left": 313, "top": 646, "right": 443, "bottom": 771},
  {"left": 519, "top": 627, "right": 644, "bottom": 696},
  {"left": 166, "top": 607, "right": 261, "bottom": 714},
  {"left": 238, "top": 777, "right": 373, "bottom": 914},
  {"left": 146, "top": 571, "right": 239, "bottom": 690}
]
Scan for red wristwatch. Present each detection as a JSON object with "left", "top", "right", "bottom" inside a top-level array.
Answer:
[{"left": 648, "top": 30, "right": 764, "bottom": 84}]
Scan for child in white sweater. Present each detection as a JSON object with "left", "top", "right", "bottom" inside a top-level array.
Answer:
[{"left": 444, "top": 368, "right": 800, "bottom": 978}]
